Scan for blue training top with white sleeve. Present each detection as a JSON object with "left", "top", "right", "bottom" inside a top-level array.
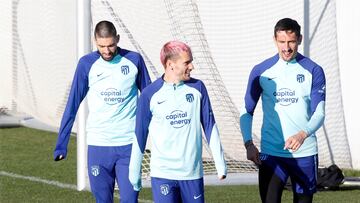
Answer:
[
  {"left": 240, "top": 53, "right": 326, "bottom": 158},
  {"left": 129, "top": 76, "right": 227, "bottom": 190},
  {"left": 54, "top": 47, "right": 151, "bottom": 160}
]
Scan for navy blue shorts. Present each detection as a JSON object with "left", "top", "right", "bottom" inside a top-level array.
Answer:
[
  {"left": 259, "top": 153, "right": 318, "bottom": 195},
  {"left": 88, "top": 144, "right": 139, "bottom": 203},
  {"left": 151, "top": 177, "right": 204, "bottom": 203}
]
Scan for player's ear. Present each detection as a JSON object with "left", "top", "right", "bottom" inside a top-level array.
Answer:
[
  {"left": 297, "top": 34, "right": 302, "bottom": 45},
  {"left": 166, "top": 60, "right": 173, "bottom": 70},
  {"left": 93, "top": 35, "right": 97, "bottom": 45},
  {"left": 273, "top": 35, "right": 277, "bottom": 45}
]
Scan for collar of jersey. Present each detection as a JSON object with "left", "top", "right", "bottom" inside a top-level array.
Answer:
[
  {"left": 161, "top": 75, "right": 185, "bottom": 89},
  {"left": 279, "top": 56, "right": 297, "bottom": 65},
  {"left": 98, "top": 51, "right": 122, "bottom": 64}
]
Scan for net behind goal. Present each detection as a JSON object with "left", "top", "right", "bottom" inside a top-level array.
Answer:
[
  {"left": 91, "top": 0, "right": 259, "bottom": 178},
  {"left": 2, "top": 0, "right": 352, "bottom": 190}
]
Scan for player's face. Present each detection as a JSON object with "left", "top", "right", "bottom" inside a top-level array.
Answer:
[
  {"left": 170, "top": 51, "right": 194, "bottom": 82},
  {"left": 95, "top": 35, "right": 119, "bottom": 61},
  {"left": 274, "top": 30, "right": 302, "bottom": 62}
]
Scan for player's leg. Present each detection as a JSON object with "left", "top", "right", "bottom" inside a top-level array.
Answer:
[
  {"left": 114, "top": 144, "right": 139, "bottom": 203},
  {"left": 288, "top": 155, "right": 318, "bottom": 203},
  {"left": 258, "top": 154, "right": 288, "bottom": 203},
  {"left": 88, "top": 145, "right": 116, "bottom": 203},
  {"left": 178, "top": 178, "right": 204, "bottom": 203},
  {"left": 293, "top": 193, "right": 313, "bottom": 203},
  {"left": 151, "top": 177, "right": 181, "bottom": 203}
]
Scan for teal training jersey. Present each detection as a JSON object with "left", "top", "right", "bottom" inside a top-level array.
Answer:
[
  {"left": 54, "top": 48, "right": 151, "bottom": 160},
  {"left": 129, "top": 76, "right": 227, "bottom": 190},
  {"left": 240, "top": 53, "right": 326, "bottom": 158}
]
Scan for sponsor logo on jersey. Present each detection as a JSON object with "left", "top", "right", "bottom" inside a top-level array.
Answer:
[
  {"left": 101, "top": 88, "right": 125, "bottom": 105},
  {"left": 186, "top": 93, "right": 194, "bottom": 103},
  {"left": 166, "top": 110, "right": 191, "bottom": 128},
  {"left": 121, "top": 65, "right": 129, "bottom": 75},
  {"left": 297, "top": 74, "right": 305, "bottom": 83},
  {"left": 91, "top": 165, "right": 100, "bottom": 176},
  {"left": 160, "top": 184, "right": 170, "bottom": 195},
  {"left": 273, "top": 88, "right": 299, "bottom": 106}
]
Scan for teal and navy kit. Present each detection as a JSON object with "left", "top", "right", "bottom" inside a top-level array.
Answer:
[
  {"left": 129, "top": 76, "right": 227, "bottom": 192},
  {"left": 54, "top": 47, "right": 151, "bottom": 202},
  {"left": 240, "top": 53, "right": 326, "bottom": 158},
  {"left": 240, "top": 53, "right": 325, "bottom": 196},
  {"left": 54, "top": 47, "right": 151, "bottom": 157}
]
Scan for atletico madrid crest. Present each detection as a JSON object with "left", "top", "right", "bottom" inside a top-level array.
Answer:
[
  {"left": 186, "top": 93, "right": 194, "bottom": 103},
  {"left": 121, "top": 65, "right": 130, "bottom": 75},
  {"left": 160, "top": 184, "right": 170, "bottom": 196},
  {"left": 297, "top": 74, "right": 305, "bottom": 83},
  {"left": 91, "top": 165, "right": 100, "bottom": 177}
]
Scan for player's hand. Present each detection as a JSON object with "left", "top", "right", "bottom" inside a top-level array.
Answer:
[
  {"left": 54, "top": 154, "right": 64, "bottom": 161},
  {"left": 284, "top": 130, "right": 308, "bottom": 152},
  {"left": 132, "top": 179, "right": 142, "bottom": 191},
  {"left": 129, "top": 170, "right": 142, "bottom": 191},
  {"left": 218, "top": 175, "right": 226, "bottom": 180},
  {"left": 245, "top": 141, "right": 261, "bottom": 165}
]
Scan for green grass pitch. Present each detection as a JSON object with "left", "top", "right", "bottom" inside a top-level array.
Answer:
[{"left": 1, "top": 127, "right": 360, "bottom": 202}]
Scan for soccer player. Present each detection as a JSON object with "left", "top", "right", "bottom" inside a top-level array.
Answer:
[
  {"left": 129, "top": 40, "right": 227, "bottom": 203},
  {"left": 53, "top": 20, "right": 151, "bottom": 203},
  {"left": 240, "top": 18, "right": 326, "bottom": 203}
]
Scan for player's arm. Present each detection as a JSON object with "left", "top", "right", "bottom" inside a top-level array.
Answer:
[
  {"left": 129, "top": 93, "right": 151, "bottom": 191},
  {"left": 54, "top": 60, "right": 89, "bottom": 161},
  {"left": 284, "top": 66, "right": 326, "bottom": 151},
  {"left": 305, "top": 66, "right": 326, "bottom": 135},
  {"left": 200, "top": 82, "right": 227, "bottom": 180},
  {"left": 136, "top": 54, "right": 152, "bottom": 91},
  {"left": 240, "top": 68, "right": 262, "bottom": 165}
]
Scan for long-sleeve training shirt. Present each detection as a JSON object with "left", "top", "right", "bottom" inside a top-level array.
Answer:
[
  {"left": 240, "top": 53, "right": 326, "bottom": 158},
  {"left": 129, "top": 76, "right": 227, "bottom": 190},
  {"left": 54, "top": 47, "right": 151, "bottom": 160}
]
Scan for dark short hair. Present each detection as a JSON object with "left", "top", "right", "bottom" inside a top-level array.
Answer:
[
  {"left": 94, "top": 20, "right": 117, "bottom": 38},
  {"left": 274, "top": 18, "right": 301, "bottom": 38}
]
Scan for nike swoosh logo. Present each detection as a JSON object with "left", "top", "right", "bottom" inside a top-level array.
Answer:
[
  {"left": 193, "top": 194, "right": 202, "bottom": 199},
  {"left": 97, "top": 72, "right": 104, "bottom": 77},
  {"left": 157, "top": 100, "right": 166, "bottom": 104},
  {"left": 268, "top": 77, "right": 276, "bottom": 80}
]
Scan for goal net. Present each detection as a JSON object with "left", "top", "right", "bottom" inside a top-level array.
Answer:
[{"left": 1, "top": 0, "right": 352, "bottom": 190}]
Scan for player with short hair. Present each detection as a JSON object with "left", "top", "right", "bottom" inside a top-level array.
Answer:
[
  {"left": 53, "top": 20, "right": 151, "bottom": 203},
  {"left": 129, "top": 40, "right": 227, "bottom": 203},
  {"left": 240, "top": 18, "right": 326, "bottom": 203}
]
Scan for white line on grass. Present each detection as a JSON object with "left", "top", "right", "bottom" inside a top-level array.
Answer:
[
  {"left": 0, "top": 171, "right": 153, "bottom": 203},
  {"left": 0, "top": 171, "right": 77, "bottom": 190}
]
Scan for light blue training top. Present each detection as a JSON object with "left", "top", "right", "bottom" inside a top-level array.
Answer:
[
  {"left": 129, "top": 76, "right": 227, "bottom": 190},
  {"left": 54, "top": 48, "right": 151, "bottom": 160},
  {"left": 240, "top": 53, "right": 326, "bottom": 158}
]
